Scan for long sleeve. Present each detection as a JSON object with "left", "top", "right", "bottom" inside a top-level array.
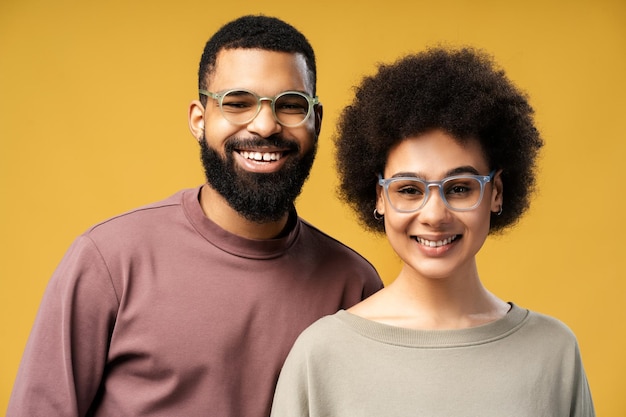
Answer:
[
  {"left": 7, "top": 236, "right": 119, "bottom": 417},
  {"left": 571, "top": 343, "right": 595, "bottom": 417}
]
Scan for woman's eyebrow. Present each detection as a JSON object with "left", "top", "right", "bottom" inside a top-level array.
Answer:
[
  {"left": 445, "top": 166, "right": 480, "bottom": 176},
  {"left": 389, "top": 166, "right": 480, "bottom": 179}
]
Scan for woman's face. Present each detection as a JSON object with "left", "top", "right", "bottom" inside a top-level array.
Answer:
[{"left": 377, "top": 130, "right": 503, "bottom": 280}]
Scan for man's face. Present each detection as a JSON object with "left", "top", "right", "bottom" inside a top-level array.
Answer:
[{"left": 198, "top": 48, "right": 321, "bottom": 223}]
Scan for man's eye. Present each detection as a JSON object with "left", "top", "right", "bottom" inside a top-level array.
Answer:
[{"left": 222, "top": 101, "right": 253, "bottom": 109}]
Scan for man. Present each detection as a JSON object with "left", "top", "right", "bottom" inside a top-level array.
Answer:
[{"left": 7, "top": 15, "right": 383, "bottom": 417}]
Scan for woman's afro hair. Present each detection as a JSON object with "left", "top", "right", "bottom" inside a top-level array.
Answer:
[{"left": 335, "top": 46, "right": 543, "bottom": 234}]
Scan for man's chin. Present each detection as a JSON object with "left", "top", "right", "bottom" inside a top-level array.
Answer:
[{"left": 200, "top": 139, "right": 315, "bottom": 223}]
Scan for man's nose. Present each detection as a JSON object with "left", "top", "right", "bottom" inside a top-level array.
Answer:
[{"left": 246, "top": 100, "right": 282, "bottom": 137}]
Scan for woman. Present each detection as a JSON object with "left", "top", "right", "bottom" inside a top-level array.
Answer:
[{"left": 270, "top": 47, "right": 594, "bottom": 417}]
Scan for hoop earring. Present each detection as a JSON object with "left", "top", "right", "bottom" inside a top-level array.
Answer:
[
  {"left": 496, "top": 205, "right": 503, "bottom": 216},
  {"left": 373, "top": 208, "right": 384, "bottom": 221}
]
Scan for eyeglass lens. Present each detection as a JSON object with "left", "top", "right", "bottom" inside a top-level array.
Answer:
[
  {"left": 219, "top": 90, "right": 310, "bottom": 126},
  {"left": 386, "top": 176, "right": 484, "bottom": 211}
]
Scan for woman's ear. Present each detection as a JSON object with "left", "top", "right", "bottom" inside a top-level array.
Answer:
[
  {"left": 491, "top": 169, "right": 504, "bottom": 212},
  {"left": 188, "top": 100, "right": 205, "bottom": 142},
  {"left": 376, "top": 183, "right": 386, "bottom": 215}
]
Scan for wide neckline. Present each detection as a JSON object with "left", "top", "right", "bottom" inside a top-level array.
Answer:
[{"left": 334, "top": 303, "right": 529, "bottom": 348}]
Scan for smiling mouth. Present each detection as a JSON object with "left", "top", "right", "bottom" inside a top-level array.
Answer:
[
  {"left": 238, "top": 150, "right": 284, "bottom": 162},
  {"left": 415, "top": 235, "right": 460, "bottom": 248}
]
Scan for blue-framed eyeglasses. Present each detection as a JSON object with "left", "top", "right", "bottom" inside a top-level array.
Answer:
[
  {"left": 378, "top": 171, "right": 496, "bottom": 212},
  {"left": 199, "top": 88, "right": 319, "bottom": 127}
]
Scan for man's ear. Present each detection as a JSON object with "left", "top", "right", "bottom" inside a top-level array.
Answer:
[
  {"left": 314, "top": 103, "right": 323, "bottom": 137},
  {"left": 188, "top": 100, "right": 205, "bottom": 142}
]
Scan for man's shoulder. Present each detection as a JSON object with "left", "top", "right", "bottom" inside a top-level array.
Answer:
[
  {"left": 298, "top": 218, "right": 358, "bottom": 249},
  {"left": 83, "top": 188, "right": 196, "bottom": 237},
  {"left": 298, "top": 218, "right": 374, "bottom": 263},
  {"left": 296, "top": 218, "right": 383, "bottom": 289}
]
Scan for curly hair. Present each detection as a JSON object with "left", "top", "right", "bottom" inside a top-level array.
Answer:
[
  {"left": 335, "top": 47, "right": 543, "bottom": 235},
  {"left": 198, "top": 15, "right": 317, "bottom": 104}
]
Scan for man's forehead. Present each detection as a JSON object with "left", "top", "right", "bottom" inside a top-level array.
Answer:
[{"left": 207, "top": 49, "right": 312, "bottom": 92}]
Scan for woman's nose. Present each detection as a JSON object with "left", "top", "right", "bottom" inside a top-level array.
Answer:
[{"left": 418, "top": 186, "right": 451, "bottom": 225}]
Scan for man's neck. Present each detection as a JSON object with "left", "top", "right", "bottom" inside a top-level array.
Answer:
[{"left": 199, "top": 184, "right": 290, "bottom": 240}]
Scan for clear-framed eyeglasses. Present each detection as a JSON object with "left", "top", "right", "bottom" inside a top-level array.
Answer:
[
  {"left": 199, "top": 88, "right": 319, "bottom": 127},
  {"left": 378, "top": 171, "right": 496, "bottom": 212}
]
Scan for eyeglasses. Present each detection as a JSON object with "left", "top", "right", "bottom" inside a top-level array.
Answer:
[
  {"left": 199, "top": 88, "right": 319, "bottom": 127},
  {"left": 378, "top": 171, "right": 496, "bottom": 212}
]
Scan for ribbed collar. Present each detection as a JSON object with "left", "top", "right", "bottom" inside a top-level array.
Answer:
[
  {"left": 334, "top": 303, "right": 529, "bottom": 348},
  {"left": 182, "top": 186, "right": 300, "bottom": 260}
]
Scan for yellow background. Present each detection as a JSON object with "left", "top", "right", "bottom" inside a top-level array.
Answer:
[{"left": 1, "top": 0, "right": 624, "bottom": 415}]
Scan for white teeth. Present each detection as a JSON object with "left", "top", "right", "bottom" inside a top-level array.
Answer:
[
  {"left": 417, "top": 235, "right": 458, "bottom": 247},
  {"left": 241, "top": 151, "right": 282, "bottom": 162}
]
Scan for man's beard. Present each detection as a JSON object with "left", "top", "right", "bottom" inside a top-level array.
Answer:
[{"left": 200, "top": 134, "right": 317, "bottom": 223}]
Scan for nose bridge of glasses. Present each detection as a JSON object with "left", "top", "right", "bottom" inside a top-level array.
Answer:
[
  {"left": 423, "top": 182, "right": 449, "bottom": 207},
  {"left": 257, "top": 96, "right": 275, "bottom": 106},
  {"left": 252, "top": 96, "right": 281, "bottom": 123}
]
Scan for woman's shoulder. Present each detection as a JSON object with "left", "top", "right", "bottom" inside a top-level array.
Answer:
[
  {"left": 287, "top": 311, "right": 360, "bottom": 355},
  {"left": 517, "top": 305, "right": 580, "bottom": 345}
]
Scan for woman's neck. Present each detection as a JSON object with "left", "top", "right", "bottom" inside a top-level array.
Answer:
[{"left": 349, "top": 263, "right": 510, "bottom": 330}]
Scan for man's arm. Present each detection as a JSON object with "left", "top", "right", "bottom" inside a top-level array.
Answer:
[{"left": 7, "top": 235, "right": 119, "bottom": 417}]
